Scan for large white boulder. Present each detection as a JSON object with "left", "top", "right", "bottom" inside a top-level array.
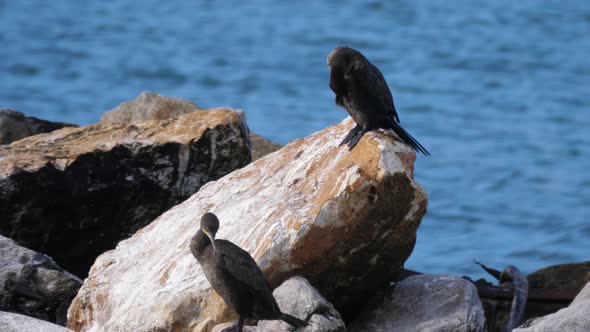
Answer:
[{"left": 68, "top": 118, "right": 428, "bottom": 331}]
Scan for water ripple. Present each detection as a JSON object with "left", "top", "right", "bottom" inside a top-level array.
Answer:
[{"left": 1, "top": 0, "right": 589, "bottom": 280}]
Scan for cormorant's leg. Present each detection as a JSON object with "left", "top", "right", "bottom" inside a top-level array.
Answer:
[
  {"left": 347, "top": 127, "right": 369, "bottom": 150},
  {"left": 339, "top": 124, "right": 361, "bottom": 146},
  {"left": 220, "top": 317, "right": 244, "bottom": 332},
  {"left": 236, "top": 316, "right": 244, "bottom": 332}
]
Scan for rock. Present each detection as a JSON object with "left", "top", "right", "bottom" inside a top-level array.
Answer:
[
  {"left": 349, "top": 274, "right": 486, "bottom": 332},
  {"left": 214, "top": 275, "right": 346, "bottom": 332},
  {"left": 482, "top": 261, "right": 590, "bottom": 331},
  {"left": 100, "top": 91, "right": 204, "bottom": 124},
  {"left": 527, "top": 261, "right": 590, "bottom": 293},
  {"left": 258, "top": 276, "right": 345, "bottom": 332},
  {"left": 484, "top": 261, "right": 590, "bottom": 331},
  {"left": 0, "top": 235, "right": 81, "bottom": 325},
  {"left": 67, "top": 117, "right": 428, "bottom": 331},
  {"left": 0, "top": 109, "right": 76, "bottom": 145},
  {"left": 250, "top": 133, "right": 282, "bottom": 161},
  {"left": 0, "top": 109, "right": 250, "bottom": 277},
  {"left": 514, "top": 281, "right": 590, "bottom": 332},
  {"left": 212, "top": 322, "right": 259, "bottom": 332},
  {"left": 0, "top": 311, "right": 73, "bottom": 332},
  {"left": 101, "top": 92, "right": 281, "bottom": 160}
]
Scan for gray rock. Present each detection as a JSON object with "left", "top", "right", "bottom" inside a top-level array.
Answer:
[
  {"left": 258, "top": 277, "right": 345, "bottom": 332},
  {"left": 0, "top": 109, "right": 77, "bottom": 145},
  {"left": 514, "top": 281, "right": 590, "bottom": 332},
  {"left": 349, "top": 274, "right": 486, "bottom": 332},
  {"left": 212, "top": 322, "right": 259, "bottom": 332},
  {"left": 0, "top": 108, "right": 250, "bottom": 277},
  {"left": 0, "top": 311, "right": 73, "bottom": 332},
  {"left": 0, "top": 236, "right": 81, "bottom": 325},
  {"left": 212, "top": 277, "right": 344, "bottom": 332},
  {"left": 100, "top": 91, "right": 204, "bottom": 124},
  {"left": 250, "top": 132, "right": 282, "bottom": 161}
]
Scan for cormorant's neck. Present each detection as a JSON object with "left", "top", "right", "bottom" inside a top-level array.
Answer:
[{"left": 190, "top": 230, "right": 212, "bottom": 259}]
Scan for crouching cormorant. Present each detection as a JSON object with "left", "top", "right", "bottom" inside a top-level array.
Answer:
[
  {"left": 327, "top": 46, "right": 430, "bottom": 155},
  {"left": 190, "top": 212, "right": 308, "bottom": 332}
]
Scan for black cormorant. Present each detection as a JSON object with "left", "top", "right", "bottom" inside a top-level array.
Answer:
[
  {"left": 327, "top": 46, "right": 430, "bottom": 155},
  {"left": 190, "top": 212, "right": 308, "bottom": 332}
]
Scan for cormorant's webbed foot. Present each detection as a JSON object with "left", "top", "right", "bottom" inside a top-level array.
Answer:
[
  {"left": 339, "top": 124, "right": 361, "bottom": 146},
  {"left": 347, "top": 128, "right": 368, "bottom": 150},
  {"left": 221, "top": 316, "right": 244, "bottom": 332}
]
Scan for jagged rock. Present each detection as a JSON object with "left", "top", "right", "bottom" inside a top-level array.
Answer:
[
  {"left": 0, "top": 109, "right": 76, "bottom": 145},
  {"left": 101, "top": 92, "right": 281, "bottom": 161},
  {"left": 258, "top": 277, "right": 345, "bottom": 332},
  {"left": 67, "top": 117, "right": 428, "bottom": 331},
  {"left": 0, "top": 235, "right": 81, "bottom": 325},
  {"left": 349, "top": 274, "right": 486, "bottom": 332},
  {"left": 0, "top": 109, "right": 250, "bottom": 276},
  {"left": 0, "top": 311, "right": 73, "bottom": 332},
  {"left": 514, "top": 281, "right": 590, "bottom": 332}
]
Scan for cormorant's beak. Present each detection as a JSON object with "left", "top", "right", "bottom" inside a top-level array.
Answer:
[{"left": 204, "top": 230, "right": 216, "bottom": 252}]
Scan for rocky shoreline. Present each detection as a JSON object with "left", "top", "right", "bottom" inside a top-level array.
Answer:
[{"left": 0, "top": 93, "right": 588, "bottom": 332}]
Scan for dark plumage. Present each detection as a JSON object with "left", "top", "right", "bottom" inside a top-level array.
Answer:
[
  {"left": 190, "top": 213, "right": 307, "bottom": 332},
  {"left": 327, "top": 46, "right": 430, "bottom": 155}
]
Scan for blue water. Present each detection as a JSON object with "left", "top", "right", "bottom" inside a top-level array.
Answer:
[{"left": 2, "top": 1, "right": 589, "bottom": 280}]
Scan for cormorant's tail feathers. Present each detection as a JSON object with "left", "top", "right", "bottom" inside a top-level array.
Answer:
[
  {"left": 280, "top": 312, "right": 308, "bottom": 328},
  {"left": 391, "top": 123, "right": 430, "bottom": 156}
]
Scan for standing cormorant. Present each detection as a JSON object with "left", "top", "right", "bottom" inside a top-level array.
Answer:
[
  {"left": 327, "top": 46, "right": 430, "bottom": 155},
  {"left": 190, "top": 213, "right": 308, "bottom": 332}
]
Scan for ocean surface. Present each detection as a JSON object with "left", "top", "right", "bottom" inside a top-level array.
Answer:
[{"left": 2, "top": 1, "right": 589, "bottom": 280}]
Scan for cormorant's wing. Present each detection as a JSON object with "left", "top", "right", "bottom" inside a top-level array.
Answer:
[
  {"left": 215, "top": 240, "right": 272, "bottom": 294},
  {"left": 349, "top": 62, "right": 400, "bottom": 123}
]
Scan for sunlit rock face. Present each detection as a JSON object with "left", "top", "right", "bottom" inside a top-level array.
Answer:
[
  {"left": 0, "top": 109, "right": 250, "bottom": 277},
  {"left": 100, "top": 91, "right": 281, "bottom": 161},
  {"left": 67, "top": 117, "right": 427, "bottom": 332}
]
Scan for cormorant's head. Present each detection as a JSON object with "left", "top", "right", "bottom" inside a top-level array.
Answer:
[
  {"left": 200, "top": 212, "right": 219, "bottom": 251},
  {"left": 499, "top": 265, "right": 518, "bottom": 284},
  {"left": 327, "top": 46, "right": 365, "bottom": 68}
]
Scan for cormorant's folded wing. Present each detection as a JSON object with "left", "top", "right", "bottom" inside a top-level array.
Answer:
[
  {"left": 350, "top": 62, "right": 400, "bottom": 123},
  {"left": 215, "top": 240, "right": 271, "bottom": 293}
]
